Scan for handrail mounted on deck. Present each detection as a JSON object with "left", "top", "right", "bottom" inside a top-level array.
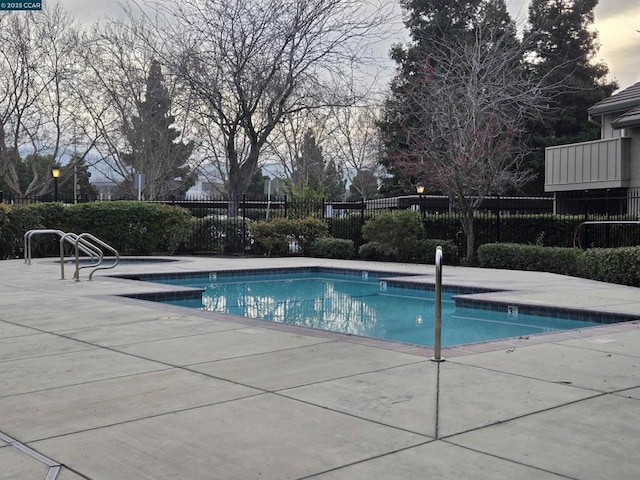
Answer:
[{"left": 432, "top": 246, "right": 445, "bottom": 362}]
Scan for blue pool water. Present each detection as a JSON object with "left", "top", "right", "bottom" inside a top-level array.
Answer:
[{"left": 149, "top": 270, "right": 604, "bottom": 347}]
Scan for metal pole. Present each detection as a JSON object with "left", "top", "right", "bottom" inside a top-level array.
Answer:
[
  {"left": 266, "top": 178, "right": 272, "bottom": 219},
  {"left": 432, "top": 246, "right": 445, "bottom": 362}
]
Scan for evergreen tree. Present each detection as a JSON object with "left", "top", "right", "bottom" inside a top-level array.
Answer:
[
  {"left": 246, "top": 169, "right": 268, "bottom": 199},
  {"left": 381, "top": 0, "right": 517, "bottom": 196},
  {"left": 121, "top": 60, "right": 195, "bottom": 200},
  {"left": 289, "top": 130, "right": 345, "bottom": 200},
  {"left": 522, "top": 0, "right": 616, "bottom": 194},
  {"left": 58, "top": 155, "right": 99, "bottom": 202},
  {"left": 322, "top": 158, "right": 346, "bottom": 200},
  {"left": 291, "top": 130, "right": 325, "bottom": 190}
]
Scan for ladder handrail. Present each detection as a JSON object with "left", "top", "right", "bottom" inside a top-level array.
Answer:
[
  {"left": 25, "top": 229, "right": 101, "bottom": 266},
  {"left": 432, "top": 246, "right": 444, "bottom": 363},
  {"left": 24, "top": 229, "right": 65, "bottom": 264},
  {"left": 59, "top": 232, "right": 103, "bottom": 280},
  {"left": 74, "top": 233, "right": 119, "bottom": 281}
]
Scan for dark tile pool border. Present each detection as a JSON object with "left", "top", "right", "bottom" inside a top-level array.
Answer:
[
  {"left": 115, "top": 266, "right": 640, "bottom": 327},
  {"left": 454, "top": 297, "right": 640, "bottom": 325},
  {"left": 114, "top": 266, "right": 421, "bottom": 282},
  {"left": 121, "top": 288, "right": 204, "bottom": 302}
]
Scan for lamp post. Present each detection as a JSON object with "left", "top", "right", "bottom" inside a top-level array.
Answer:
[
  {"left": 52, "top": 168, "right": 60, "bottom": 202},
  {"left": 416, "top": 184, "right": 425, "bottom": 218}
]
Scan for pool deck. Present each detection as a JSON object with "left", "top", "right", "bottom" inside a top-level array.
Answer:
[{"left": 1, "top": 256, "right": 640, "bottom": 480}]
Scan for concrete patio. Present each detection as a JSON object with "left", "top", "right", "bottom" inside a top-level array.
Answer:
[{"left": 1, "top": 256, "right": 639, "bottom": 479}]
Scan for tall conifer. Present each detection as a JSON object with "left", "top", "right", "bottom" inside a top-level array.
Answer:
[
  {"left": 523, "top": 0, "right": 616, "bottom": 193},
  {"left": 121, "top": 60, "right": 195, "bottom": 199}
]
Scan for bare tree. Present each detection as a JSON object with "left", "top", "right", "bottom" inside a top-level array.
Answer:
[
  {"left": 76, "top": 16, "right": 199, "bottom": 199},
  {"left": 264, "top": 108, "right": 334, "bottom": 180},
  {"left": 0, "top": 4, "right": 80, "bottom": 197},
  {"left": 146, "top": 0, "right": 392, "bottom": 212},
  {"left": 327, "top": 103, "right": 384, "bottom": 200},
  {"left": 385, "top": 27, "right": 552, "bottom": 262}
]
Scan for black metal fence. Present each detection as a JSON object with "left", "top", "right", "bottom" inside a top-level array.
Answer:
[
  {"left": 162, "top": 193, "right": 640, "bottom": 258},
  {"left": 3, "top": 190, "right": 640, "bottom": 260}
]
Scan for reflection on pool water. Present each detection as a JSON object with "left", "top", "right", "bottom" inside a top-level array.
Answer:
[{"left": 149, "top": 270, "right": 607, "bottom": 347}]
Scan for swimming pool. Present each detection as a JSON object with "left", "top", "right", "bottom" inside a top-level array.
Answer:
[{"left": 130, "top": 268, "right": 618, "bottom": 347}]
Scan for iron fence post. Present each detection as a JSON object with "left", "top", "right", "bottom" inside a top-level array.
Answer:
[
  {"left": 242, "top": 195, "right": 247, "bottom": 255},
  {"left": 583, "top": 190, "right": 589, "bottom": 248},
  {"left": 496, "top": 195, "right": 501, "bottom": 243},
  {"left": 605, "top": 189, "right": 611, "bottom": 248}
]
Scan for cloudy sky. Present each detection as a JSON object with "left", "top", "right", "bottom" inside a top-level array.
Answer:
[{"left": 58, "top": 0, "right": 639, "bottom": 90}]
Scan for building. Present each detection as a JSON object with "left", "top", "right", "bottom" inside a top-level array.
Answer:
[{"left": 545, "top": 82, "right": 640, "bottom": 215}]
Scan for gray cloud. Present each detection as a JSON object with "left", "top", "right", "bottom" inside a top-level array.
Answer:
[
  {"left": 54, "top": 0, "right": 638, "bottom": 89},
  {"left": 595, "top": 0, "right": 640, "bottom": 21},
  {"left": 59, "top": 0, "right": 126, "bottom": 22},
  {"left": 601, "top": 41, "right": 640, "bottom": 89}
]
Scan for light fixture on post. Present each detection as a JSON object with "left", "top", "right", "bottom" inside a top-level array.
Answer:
[
  {"left": 52, "top": 168, "right": 60, "bottom": 202},
  {"left": 416, "top": 183, "right": 425, "bottom": 218}
]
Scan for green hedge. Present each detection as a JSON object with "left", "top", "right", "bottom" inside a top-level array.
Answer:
[
  {"left": 362, "top": 210, "right": 424, "bottom": 262},
  {"left": 415, "top": 239, "right": 459, "bottom": 265},
  {"left": 310, "top": 237, "right": 355, "bottom": 259},
  {"left": 477, "top": 243, "right": 640, "bottom": 287},
  {"left": 581, "top": 247, "right": 640, "bottom": 286},
  {"left": 357, "top": 241, "right": 390, "bottom": 261},
  {"left": 0, "top": 202, "right": 193, "bottom": 258},
  {"left": 251, "top": 219, "right": 290, "bottom": 256},
  {"left": 66, "top": 202, "right": 192, "bottom": 254},
  {"left": 477, "top": 243, "right": 583, "bottom": 276},
  {"left": 252, "top": 217, "right": 328, "bottom": 256},
  {"left": 1, "top": 204, "right": 47, "bottom": 259}
]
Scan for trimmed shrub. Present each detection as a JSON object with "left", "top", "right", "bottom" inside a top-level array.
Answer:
[
  {"left": 0, "top": 204, "right": 15, "bottom": 259},
  {"left": 358, "top": 241, "right": 389, "bottom": 261},
  {"left": 1, "top": 205, "right": 44, "bottom": 259},
  {"left": 415, "top": 239, "right": 459, "bottom": 265},
  {"left": 290, "top": 217, "right": 329, "bottom": 255},
  {"left": 251, "top": 217, "right": 328, "bottom": 256},
  {"left": 478, "top": 243, "right": 640, "bottom": 286},
  {"left": 251, "top": 219, "right": 290, "bottom": 256},
  {"left": 66, "top": 201, "right": 192, "bottom": 255},
  {"left": 362, "top": 210, "right": 424, "bottom": 262},
  {"left": 582, "top": 247, "right": 640, "bottom": 286},
  {"left": 310, "top": 237, "right": 355, "bottom": 259},
  {"left": 477, "top": 243, "right": 584, "bottom": 276}
]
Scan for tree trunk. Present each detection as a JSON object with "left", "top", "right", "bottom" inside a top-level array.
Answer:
[{"left": 459, "top": 211, "right": 476, "bottom": 265}]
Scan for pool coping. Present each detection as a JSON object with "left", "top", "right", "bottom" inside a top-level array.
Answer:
[{"left": 106, "top": 265, "right": 640, "bottom": 358}]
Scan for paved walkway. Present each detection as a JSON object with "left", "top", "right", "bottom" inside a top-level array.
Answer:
[{"left": 1, "top": 256, "right": 640, "bottom": 479}]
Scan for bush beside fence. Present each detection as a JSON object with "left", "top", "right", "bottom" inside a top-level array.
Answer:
[
  {"left": 478, "top": 243, "right": 640, "bottom": 287},
  {"left": 0, "top": 202, "right": 192, "bottom": 259}
]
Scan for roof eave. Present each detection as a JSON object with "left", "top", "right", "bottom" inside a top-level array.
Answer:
[{"left": 612, "top": 115, "right": 640, "bottom": 129}]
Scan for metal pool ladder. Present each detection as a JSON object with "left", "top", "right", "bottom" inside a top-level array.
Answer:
[
  {"left": 24, "top": 229, "right": 119, "bottom": 281},
  {"left": 25, "top": 229, "right": 101, "bottom": 266},
  {"left": 57, "top": 232, "right": 120, "bottom": 281}
]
